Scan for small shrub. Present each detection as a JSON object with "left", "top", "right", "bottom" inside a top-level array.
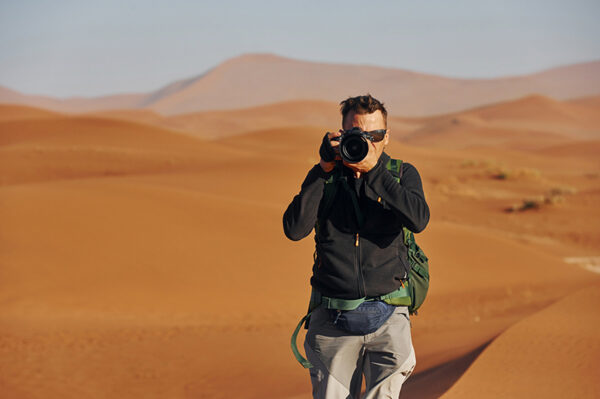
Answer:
[
  {"left": 506, "top": 187, "right": 575, "bottom": 213},
  {"left": 521, "top": 199, "right": 541, "bottom": 210},
  {"left": 493, "top": 170, "right": 510, "bottom": 180}
]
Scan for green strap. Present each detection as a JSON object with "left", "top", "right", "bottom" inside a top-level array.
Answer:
[
  {"left": 386, "top": 158, "right": 403, "bottom": 183},
  {"left": 379, "top": 285, "right": 411, "bottom": 306},
  {"left": 291, "top": 311, "right": 314, "bottom": 368},
  {"left": 320, "top": 285, "right": 410, "bottom": 310},
  {"left": 321, "top": 296, "right": 365, "bottom": 311}
]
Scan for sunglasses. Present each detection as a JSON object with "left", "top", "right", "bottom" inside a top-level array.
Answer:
[{"left": 341, "top": 128, "right": 387, "bottom": 142}]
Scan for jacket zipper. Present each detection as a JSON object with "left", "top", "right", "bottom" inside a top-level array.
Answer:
[{"left": 355, "top": 232, "right": 367, "bottom": 297}]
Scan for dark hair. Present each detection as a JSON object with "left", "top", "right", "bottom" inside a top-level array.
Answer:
[{"left": 340, "top": 94, "right": 388, "bottom": 127}]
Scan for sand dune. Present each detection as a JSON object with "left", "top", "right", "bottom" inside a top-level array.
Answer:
[
  {"left": 535, "top": 140, "right": 600, "bottom": 161},
  {"left": 1, "top": 54, "right": 599, "bottom": 116},
  {"left": 0, "top": 104, "right": 60, "bottom": 122},
  {"left": 1, "top": 99, "right": 599, "bottom": 398},
  {"left": 85, "top": 93, "right": 600, "bottom": 152},
  {"left": 90, "top": 100, "right": 340, "bottom": 140},
  {"left": 568, "top": 95, "right": 600, "bottom": 108},
  {"left": 441, "top": 282, "right": 600, "bottom": 398},
  {"left": 0, "top": 106, "right": 254, "bottom": 185},
  {"left": 401, "top": 94, "right": 600, "bottom": 150},
  {"left": 85, "top": 93, "right": 600, "bottom": 153},
  {"left": 0, "top": 85, "right": 145, "bottom": 114}
]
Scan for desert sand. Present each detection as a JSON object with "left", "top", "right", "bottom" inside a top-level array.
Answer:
[{"left": 0, "top": 95, "right": 599, "bottom": 398}]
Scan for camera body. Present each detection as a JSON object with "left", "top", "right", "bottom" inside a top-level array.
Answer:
[{"left": 331, "top": 127, "right": 381, "bottom": 163}]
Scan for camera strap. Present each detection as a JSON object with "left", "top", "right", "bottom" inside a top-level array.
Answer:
[{"left": 318, "top": 161, "right": 365, "bottom": 230}]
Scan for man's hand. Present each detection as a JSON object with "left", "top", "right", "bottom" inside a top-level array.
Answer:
[{"left": 319, "top": 131, "right": 342, "bottom": 173}]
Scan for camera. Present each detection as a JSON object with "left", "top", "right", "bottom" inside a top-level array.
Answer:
[{"left": 331, "top": 127, "right": 386, "bottom": 163}]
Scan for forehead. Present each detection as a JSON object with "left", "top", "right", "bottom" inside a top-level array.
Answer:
[{"left": 343, "top": 110, "right": 386, "bottom": 130}]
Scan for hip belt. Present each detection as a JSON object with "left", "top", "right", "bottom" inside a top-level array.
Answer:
[{"left": 291, "top": 284, "right": 411, "bottom": 368}]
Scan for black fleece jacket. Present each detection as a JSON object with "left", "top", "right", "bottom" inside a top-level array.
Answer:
[{"left": 283, "top": 152, "right": 430, "bottom": 300}]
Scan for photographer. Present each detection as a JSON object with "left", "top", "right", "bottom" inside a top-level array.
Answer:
[{"left": 283, "top": 94, "right": 430, "bottom": 398}]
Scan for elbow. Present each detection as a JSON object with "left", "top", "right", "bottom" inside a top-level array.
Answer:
[
  {"left": 408, "top": 204, "right": 430, "bottom": 234},
  {"left": 283, "top": 220, "right": 311, "bottom": 241},
  {"left": 284, "top": 228, "right": 311, "bottom": 241},
  {"left": 284, "top": 227, "right": 303, "bottom": 241},
  {"left": 411, "top": 218, "right": 428, "bottom": 234}
]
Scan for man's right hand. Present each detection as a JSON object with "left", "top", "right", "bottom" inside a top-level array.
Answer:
[{"left": 319, "top": 131, "right": 342, "bottom": 173}]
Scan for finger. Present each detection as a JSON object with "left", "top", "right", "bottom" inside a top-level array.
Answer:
[{"left": 328, "top": 131, "right": 341, "bottom": 147}]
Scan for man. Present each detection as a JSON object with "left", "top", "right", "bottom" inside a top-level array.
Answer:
[{"left": 283, "top": 94, "right": 430, "bottom": 398}]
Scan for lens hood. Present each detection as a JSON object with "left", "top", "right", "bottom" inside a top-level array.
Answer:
[{"left": 339, "top": 128, "right": 369, "bottom": 163}]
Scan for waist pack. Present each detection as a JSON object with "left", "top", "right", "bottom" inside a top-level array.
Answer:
[{"left": 329, "top": 300, "right": 396, "bottom": 335}]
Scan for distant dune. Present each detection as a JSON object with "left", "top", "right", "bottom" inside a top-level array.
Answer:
[
  {"left": 78, "top": 94, "right": 600, "bottom": 149},
  {"left": 0, "top": 105, "right": 246, "bottom": 185},
  {"left": 0, "top": 103, "right": 61, "bottom": 122},
  {"left": 0, "top": 85, "right": 144, "bottom": 114},
  {"left": 90, "top": 99, "right": 341, "bottom": 139},
  {"left": 1, "top": 54, "right": 599, "bottom": 116},
  {"left": 401, "top": 94, "right": 600, "bottom": 149}
]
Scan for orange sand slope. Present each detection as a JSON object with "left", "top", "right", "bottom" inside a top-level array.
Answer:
[
  {"left": 401, "top": 95, "right": 600, "bottom": 149},
  {"left": 0, "top": 105, "right": 256, "bottom": 185},
  {"left": 86, "top": 94, "right": 600, "bottom": 152},
  {"left": 442, "top": 283, "right": 600, "bottom": 399},
  {"left": 89, "top": 99, "right": 341, "bottom": 140},
  {"left": 1, "top": 99, "right": 599, "bottom": 398}
]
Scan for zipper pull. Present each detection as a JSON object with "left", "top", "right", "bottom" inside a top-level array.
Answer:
[{"left": 355, "top": 233, "right": 359, "bottom": 247}]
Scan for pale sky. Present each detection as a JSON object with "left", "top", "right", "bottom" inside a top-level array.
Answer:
[{"left": 1, "top": 0, "right": 599, "bottom": 97}]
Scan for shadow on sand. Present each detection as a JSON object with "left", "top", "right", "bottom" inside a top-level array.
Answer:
[{"left": 400, "top": 338, "right": 495, "bottom": 398}]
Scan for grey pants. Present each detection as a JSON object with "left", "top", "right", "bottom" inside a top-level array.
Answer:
[{"left": 304, "top": 305, "right": 416, "bottom": 399}]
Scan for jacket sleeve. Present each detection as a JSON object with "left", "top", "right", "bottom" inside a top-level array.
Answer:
[
  {"left": 283, "top": 164, "right": 332, "bottom": 241},
  {"left": 363, "top": 153, "right": 430, "bottom": 233}
]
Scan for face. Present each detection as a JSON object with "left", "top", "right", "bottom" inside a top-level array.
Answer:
[{"left": 342, "top": 110, "right": 389, "bottom": 156}]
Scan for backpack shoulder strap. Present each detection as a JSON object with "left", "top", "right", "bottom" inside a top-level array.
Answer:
[
  {"left": 386, "top": 158, "right": 412, "bottom": 250},
  {"left": 386, "top": 158, "right": 403, "bottom": 183}
]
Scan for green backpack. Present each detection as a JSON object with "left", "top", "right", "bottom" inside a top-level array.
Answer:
[{"left": 318, "top": 159, "right": 430, "bottom": 315}]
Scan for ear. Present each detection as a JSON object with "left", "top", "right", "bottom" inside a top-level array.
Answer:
[{"left": 383, "top": 130, "right": 390, "bottom": 147}]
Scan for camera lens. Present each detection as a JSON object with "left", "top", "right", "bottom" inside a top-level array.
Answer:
[{"left": 340, "top": 133, "right": 369, "bottom": 163}]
